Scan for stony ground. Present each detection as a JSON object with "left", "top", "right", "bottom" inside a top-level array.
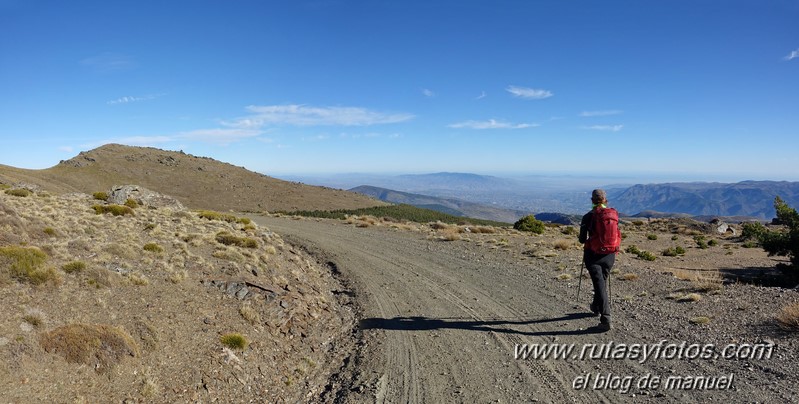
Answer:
[
  {"left": 256, "top": 214, "right": 798, "bottom": 403},
  {"left": 0, "top": 187, "right": 355, "bottom": 403}
]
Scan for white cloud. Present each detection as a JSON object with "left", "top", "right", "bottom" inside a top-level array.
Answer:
[
  {"left": 582, "top": 125, "right": 624, "bottom": 132},
  {"left": 107, "top": 93, "right": 165, "bottom": 105},
  {"left": 785, "top": 49, "right": 799, "bottom": 61},
  {"left": 580, "top": 110, "right": 623, "bottom": 117},
  {"left": 475, "top": 91, "right": 487, "bottom": 100},
  {"left": 422, "top": 88, "right": 435, "bottom": 97},
  {"left": 229, "top": 104, "right": 414, "bottom": 127},
  {"left": 58, "top": 146, "right": 74, "bottom": 153},
  {"left": 506, "top": 85, "right": 553, "bottom": 99},
  {"left": 448, "top": 119, "right": 539, "bottom": 129}
]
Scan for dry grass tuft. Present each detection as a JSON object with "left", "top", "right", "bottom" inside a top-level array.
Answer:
[
  {"left": 556, "top": 273, "right": 573, "bottom": 280},
  {"left": 239, "top": 303, "right": 262, "bottom": 325},
  {"left": 677, "top": 293, "right": 702, "bottom": 302},
  {"left": 553, "top": 239, "right": 573, "bottom": 250},
  {"left": 776, "top": 302, "right": 799, "bottom": 331},
  {"left": 689, "top": 316, "right": 711, "bottom": 325},
  {"left": 220, "top": 333, "right": 248, "bottom": 350},
  {"left": 620, "top": 273, "right": 640, "bottom": 281},
  {"left": 39, "top": 323, "right": 139, "bottom": 373}
]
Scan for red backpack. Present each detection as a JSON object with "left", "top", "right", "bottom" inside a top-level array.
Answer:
[{"left": 587, "top": 207, "right": 621, "bottom": 254}]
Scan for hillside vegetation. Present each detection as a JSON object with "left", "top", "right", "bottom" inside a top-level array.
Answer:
[
  {"left": 0, "top": 144, "right": 385, "bottom": 213},
  {"left": 0, "top": 185, "right": 354, "bottom": 402}
]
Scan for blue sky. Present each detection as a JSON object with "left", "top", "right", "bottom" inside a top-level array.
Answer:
[{"left": 1, "top": 0, "right": 797, "bottom": 181}]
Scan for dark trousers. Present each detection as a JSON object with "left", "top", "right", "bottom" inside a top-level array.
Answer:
[{"left": 584, "top": 251, "right": 615, "bottom": 324}]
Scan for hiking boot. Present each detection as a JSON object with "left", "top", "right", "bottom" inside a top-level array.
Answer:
[
  {"left": 589, "top": 302, "right": 601, "bottom": 316},
  {"left": 596, "top": 322, "right": 611, "bottom": 332}
]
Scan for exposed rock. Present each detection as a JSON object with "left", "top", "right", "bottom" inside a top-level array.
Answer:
[
  {"left": 710, "top": 218, "right": 737, "bottom": 236},
  {"left": 108, "top": 185, "right": 185, "bottom": 210}
]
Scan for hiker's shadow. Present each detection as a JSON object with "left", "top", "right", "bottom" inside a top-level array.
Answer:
[{"left": 360, "top": 312, "right": 607, "bottom": 336}]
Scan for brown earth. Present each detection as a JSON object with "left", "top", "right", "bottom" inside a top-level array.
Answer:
[
  {"left": 251, "top": 215, "right": 798, "bottom": 403},
  {"left": 0, "top": 189, "right": 356, "bottom": 403},
  {"left": 0, "top": 144, "right": 386, "bottom": 213}
]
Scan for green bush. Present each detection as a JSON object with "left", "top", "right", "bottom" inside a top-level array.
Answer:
[
  {"left": 215, "top": 232, "right": 258, "bottom": 248},
  {"left": 124, "top": 198, "right": 139, "bottom": 209},
  {"left": 755, "top": 197, "right": 799, "bottom": 269},
  {"left": 513, "top": 215, "right": 545, "bottom": 234},
  {"left": 0, "top": 246, "right": 58, "bottom": 284},
  {"left": 5, "top": 189, "right": 31, "bottom": 197},
  {"left": 647, "top": 234, "right": 658, "bottom": 240},
  {"left": 662, "top": 246, "right": 687, "bottom": 257},
  {"left": 638, "top": 251, "right": 657, "bottom": 261},
  {"left": 92, "top": 192, "right": 109, "bottom": 201},
  {"left": 92, "top": 204, "right": 135, "bottom": 216},
  {"left": 62, "top": 261, "right": 87, "bottom": 273},
  {"left": 741, "top": 221, "right": 767, "bottom": 241},
  {"left": 198, "top": 210, "right": 238, "bottom": 223},
  {"left": 220, "top": 333, "right": 248, "bottom": 350},
  {"left": 625, "top": 245, "right": 641, "bottom": 255},
  {"left": 143, "top": 243, "right": 163, "bottom": 253},
  {"left": 708, "top": 239, "right": 718, "bottom": 247}
]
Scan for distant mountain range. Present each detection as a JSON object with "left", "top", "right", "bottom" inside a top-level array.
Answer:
[
  {"left": 612, "top": 181, "right": 799, "bottom": 219},
  {"left": 349, "top": 185, "right": 528, "bottom": 223},
  {"left": 350, "top": 177, "right": 799, "bottom": 222}
]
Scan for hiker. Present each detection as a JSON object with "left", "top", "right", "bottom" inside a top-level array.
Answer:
[{"left": 578, "top": 189, "right": 621, "bottom": 332}]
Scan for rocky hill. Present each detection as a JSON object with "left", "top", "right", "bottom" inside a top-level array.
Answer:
[
  {"left": 0, "top": 144, "right": 385, "bottom": 213},
  {"left": 0, "top": 184, "right": 355, "bottom": 402}
]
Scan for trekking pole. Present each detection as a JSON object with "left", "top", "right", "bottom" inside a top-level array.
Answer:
[
  {"left": 576, "top": 260, "right": 585, "bottom": 303},
  {"left": 607, "top": 271, "right": 612, "bottom": 308}
]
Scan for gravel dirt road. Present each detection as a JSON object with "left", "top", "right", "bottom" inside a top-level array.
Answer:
[{"left": 254, "top": 216, "right": 798, "bottom": 403}]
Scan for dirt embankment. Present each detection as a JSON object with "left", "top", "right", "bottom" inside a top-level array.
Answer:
[{"left": 254, "top": 215, "right": 798, "bottom": 403}]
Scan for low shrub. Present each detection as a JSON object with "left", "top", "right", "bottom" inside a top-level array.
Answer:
[
  {"left": 620, "top": 273, "right": 639, "bottom": 281},
  {"left": 124, "top": 198, "right": 139, "bottom": 208},
  {"left": 220, "top": 333, "right": 248, "bottom": 350},
  {"left": 514, "top": 215, "right": 545, "bottom": 235},
  {"left": 625, "top": 245, "right": 641, "bottom": 255},
  {"left": 43, "top": 227, "right": 57, "bottom": 237},
  {"left": 39, "top": 323, "right": 138, "bottom": 373},
  {"left": 5, "top": 189, "right": 31, "bottom": 197},
  {"left": 62, "top": 261, "right": 86, "bottom": 273},
  {"left": 639, "top": 251, "right": 657, "bottom": 261},
  {"left": 92, "top": 192, "right": 108, "bottom": 201},
  {"left": 143, "top": 243, "right": 163, "bottom": 253},
  {"left": 198, "top": 210, "right": 238, "bottom": 223},
  {"left": 216, "top": 232, "right": 258, "bottom": 248},
  {"left": 647, "top": 234, "right": 658, "bottom": 240},
  {"left": 92, "top": 204, "right": 134, "bottom": 216},
  {"left": 0, "top": 246, "right": 59, "bottom": 285}
]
